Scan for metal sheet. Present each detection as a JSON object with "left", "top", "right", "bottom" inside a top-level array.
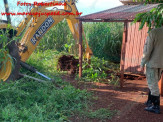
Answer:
[{"left": 78, "top": 4, "right": 159, "bottom": 21}]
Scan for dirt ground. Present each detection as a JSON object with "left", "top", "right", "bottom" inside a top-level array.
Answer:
[{"left": 62, "top": 75, "right": 163, "bottom": 122}]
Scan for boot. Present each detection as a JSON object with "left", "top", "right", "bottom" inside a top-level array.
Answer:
[
  {"left": 144, "top": 89, "right": 152, "bottom": 107},
  {"left": 145, "top": 95, "right": 160, "bottom": 114}
]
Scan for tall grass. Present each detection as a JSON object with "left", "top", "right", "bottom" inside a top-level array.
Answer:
[
  {"left": 38, "top": 21, "right": 123, "bottom": 63},
  {"left": 84, "top": 22, "right": 123, "bottom": 63},
  {"left": 0, "top": 50, "right": 92, "bottom": 121},
  {"left": 0, "top": 23, "right": 119, "bottom": 121},
  {"left": 0, "top": 80, "right": 90, "bottom": 121},
  {"left": 37, "top": 20, "right": 75, "bottom": 53}
]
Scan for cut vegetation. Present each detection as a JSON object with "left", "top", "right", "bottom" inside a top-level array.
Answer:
[{"left": 0, "top": 49, "right": 118, "bottom": 121}]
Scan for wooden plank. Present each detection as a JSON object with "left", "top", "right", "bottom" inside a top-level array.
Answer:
[
  {"left": 79, "top": 20, "right": 83, "bottom": 78},
  {"left": 124, "top": 72, "right": 145, "bottom": 77},
  {"left": 125, "top": 22, "right": 134, "bottom": 73},
  {"left": 159, "top": 73, "right": 163, "bottom": 96},
  {"left": 129, "top": 23, "right": 135, "bottom": 73},
  {"left": 135, "top": 23, "right": 140, "bottom": 73},
  {"left": 80, "top": 19, "right": 133, "bottom": 23},
  {"left": 124, "top": 22, "right": 148, "bottom": 75},
  {"left": 120, "top": 22, "right": 128, "bottom": 87},
  {"left": 136, "top": 23, "right": 141, "bottom": 73},
  {"left": 132, "top": 23, "right": 138, "bottom": 73},
  {"left": 136, "top": 23, "right": 143, "bottom": 74},
  {"left": 124, "top": 22, "right": 132, "bottom": 72},
  {"left": 139, "top": 24, "right": 148, "bottom": 74},
  {"left": 138, "top": 24, "right": 145, "bottom": 73},
  {"left": 130, "top": 23, "right": 136, "bottom": 73}
]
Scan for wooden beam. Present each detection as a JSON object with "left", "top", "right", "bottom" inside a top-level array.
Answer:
[
  {"left": 79, "top": 20, "right": 83, "bottom": 78},
  {"left": 3, "top": 0, "right": 11, "bottom": 24},
  {"left": 159, "top": 73, "right": 163, "bottom": 96},
  {"left": 120, "top": 22, "right": 128, "bottom": 87},
  {"left": 78, "top": 19, "right": 133, "bottom": 23}
]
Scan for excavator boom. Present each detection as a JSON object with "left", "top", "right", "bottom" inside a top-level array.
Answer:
[{"left": 0, "top": 0, "right": 93, "bottom": 81}]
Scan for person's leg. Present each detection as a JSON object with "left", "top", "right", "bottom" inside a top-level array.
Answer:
[
  {"left": 146, "top": 67, "right": 160, "bottom": 96},
  {"left": 144, "top": 67, "right": 161, "bottom": 114},
  {"left": 144, "top": 89, "right": 152, "bottom": 107}
]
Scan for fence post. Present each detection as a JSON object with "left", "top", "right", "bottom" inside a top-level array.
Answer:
[
  {"left": 159, "top": 73, "right": 163, "bottom": 96},
  {"left": 120, "top": 22, "right": 128, "bottom": 87},
  {"left": 3, "top": 0, "right": 11, "bottom": 24},
  {"left": 79, "top": 20, "right": 83, "bottom": 78}
]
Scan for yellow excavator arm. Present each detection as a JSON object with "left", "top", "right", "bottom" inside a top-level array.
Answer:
[
  {"left": 0, "top": 0, "right": 93, "bottom": 81},
  {"left": 17, "top": 0, "right": 93, "bottom": 62}
]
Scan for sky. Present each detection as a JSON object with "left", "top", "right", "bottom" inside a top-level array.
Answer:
[
  {"left": 0, "top": 0, "right": 123, "bottom": 25},
  {"left": 76, "top": 0, "right": 122, "bottom": 15}
]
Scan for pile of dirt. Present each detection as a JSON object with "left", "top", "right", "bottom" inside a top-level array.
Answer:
[{"left": 57, "top": 55, "right": 78, "bottom": 75}]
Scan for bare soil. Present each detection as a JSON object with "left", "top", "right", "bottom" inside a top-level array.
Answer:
[{"left": 62, "top": 75, "right": 163, "bottom": 122}]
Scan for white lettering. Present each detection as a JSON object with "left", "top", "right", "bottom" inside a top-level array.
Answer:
[
  {"left": 31, "top": 38, "right": 37, "bottom": 44},
  {"left": 41, "top": 26, "right": 46, "bottom": 31},
  {"left": 38, "top": 29, "right": 43, "bottom": 35},
  {"left": 45, "top": 22, "right": 49, "bottom": 28},
  {"left": 36, "top": 33, "right": 40, "bottom": 39},
  {"left": 48, "top": 18, "right": 53, "bottom": 24}
]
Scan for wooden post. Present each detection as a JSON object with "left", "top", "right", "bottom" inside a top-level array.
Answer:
[
  {"left": 120, "top": 22, "right": 128, "bottom": 87},
  {"left": 3, "top": 0, "right": 11, "bottom": 24},
  {"left": 79, "top": 20, "right": 83, "bottom": 78},
  {"left": 159, "top": 73, "right": 163, "bottom": 96}
]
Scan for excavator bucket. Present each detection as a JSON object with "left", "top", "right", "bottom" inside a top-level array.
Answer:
[
  {"left": 84, "top": 41, "right": 93, "bottom": 60},
  {"left": 0, "top": 52, "right": 12, "bottom": 81},
  {"left": 65, "top": 0, "right": 93, "bottom": 60},
  {"left": 0, "top": 21, "right": 20, "bottom": 82}
]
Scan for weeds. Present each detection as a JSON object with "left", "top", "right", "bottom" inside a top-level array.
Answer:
[
  {"left": 0, "top": 50, "right": 91, "bottom": 121},
  {"left": 84, "top": 22, "right": 123, "bottom": 63},
  {"left": 38, "top": 22, "right": 123, "bottom": 63},
  {"left": 0, "top": 49, "right": 118, "bottom": 121},
  {"left": 0, "top": 21, "right": 121, "bottom": 120},
  {"left": 78, "top": 56, "right": 120, "bottom": 85},
  {"left": 0, "top": 79, "right": 91, "bottom": 121},
  {"left": 85, "top": 108, "right": 117, "bottom": 120}
]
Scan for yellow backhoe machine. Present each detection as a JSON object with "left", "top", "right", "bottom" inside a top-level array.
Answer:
[{"left": 0, "top": 0, "right": 93, "bottom": 82}]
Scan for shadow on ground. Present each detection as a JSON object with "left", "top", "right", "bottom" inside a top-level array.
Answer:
[{"left": 62, "top": 75, "right": 163, "bottom": 122}]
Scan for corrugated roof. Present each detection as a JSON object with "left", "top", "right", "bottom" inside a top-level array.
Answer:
[{"left": 78, "top": 4, "right": 159, "bottom": 21}]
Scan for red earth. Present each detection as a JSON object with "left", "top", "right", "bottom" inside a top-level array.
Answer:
[{"left": 62, "top": 75, "right": 163, "bottom": 122}]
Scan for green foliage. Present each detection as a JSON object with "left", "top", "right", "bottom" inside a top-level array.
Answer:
[
  {"left": 133, "top": 0, "right": 162, "bottom": 2},
  {"left": 145, "top": 0, "right": 163, "bottom": 4},
  {"left": 84, "top": 107, "right": 117, "bottom": 120},
  {"left": 37, "top": 20, "right": 75, "bottom": 54},
  {"left": 84, "top": 22, "right": 123, "bottom": 63},
  {"left": 108, "top": 72, "right": 120, "bottom": 86},
  {"left": 0, "top": 80, "right": 90, "bottom": 121},
  {"left": 13, "top": 50, "right": 118, "bottom": 121},
  {"left": 26, "top": 50, "right": 70, "bottom": 76},
  {"left": 82, "top": 57, "right": 107, "bottom": 82},
  {"left": 0, "top": 50, "right": 92, "bottom": 121},
  {"left": 134, "top": 2, "right": 163, "bottom": 30},
  {"left": 29, "top": 50, "right": 120, "bottom": 85},
  {"left": 80, "top": 56, "right": 120, "bottom": 84},
  {"left": 0, "top": 25, "right": 14, "bottom": 71},
  {"left": 38, "top": 21, "right": 123, "bottom": 63}
]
